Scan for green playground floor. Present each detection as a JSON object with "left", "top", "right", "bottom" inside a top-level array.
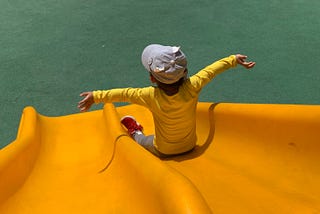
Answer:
[{"left": 1, "top": 0, "right": 319, "bottom": 148}]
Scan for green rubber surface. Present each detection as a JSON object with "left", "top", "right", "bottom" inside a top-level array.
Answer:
[{"left": 1, "top": 0, "right": 320, "bottom": 148}]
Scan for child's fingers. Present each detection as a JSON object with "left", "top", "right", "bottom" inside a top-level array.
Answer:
[
  {"left": 78, "top": 100, "right": 85, "bottom": 107},
  {"left": 77, "top": 103, "right": 85, "bottom": 111},
  {"left": 78, "top": 97, "right": 89, "bottom": 108},
  {"left": 79, "top": 106, "right": 86, "bottom": 112},
  {"left": 80, "top": 106, "right": 87, "bottom": 112},
  {"left": 79, "top": 92, "right": 88, "bottom": 97},
  {"left": 244, "top": 62, "right": 255, "bottom": 69},
  {"left": 78, "top": 92, "right": 93, "bottom": 112},
  {"left": 78, "top": 93, "right": 91, "bottom": 106},
  {"left": 250, "top": 62, "right": 256, "bottom": 67},
  {"left": 239, "top": 55, "right": 247, "bottom": 60},
  {"left": 78, "top": 97, "right": 86, "bottom": 105},
  {"left": 78, "top": 97, "right": 94, "bottom": 112},
  {"left": 78, "top": 103, "right": 89, "bottom": 112},
  {"left": 236, "top": 54, "right": 247, "bottom": 62}
]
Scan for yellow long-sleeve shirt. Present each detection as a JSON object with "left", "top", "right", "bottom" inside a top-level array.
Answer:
[{"left": 93, "top": 55, "right": 237, "bottom": 155}]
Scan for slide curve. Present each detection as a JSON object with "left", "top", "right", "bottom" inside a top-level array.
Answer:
[{"left": 0, "top": 102, "right": 320, "bottom": 213}]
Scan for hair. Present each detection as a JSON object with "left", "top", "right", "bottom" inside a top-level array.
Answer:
[{"left": 152, "top": 75, "right": 185, "bottom": 96}]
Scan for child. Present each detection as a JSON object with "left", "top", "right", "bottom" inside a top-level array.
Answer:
[{"left": 78, "top": 44, "right": 255, "bottom": 157}]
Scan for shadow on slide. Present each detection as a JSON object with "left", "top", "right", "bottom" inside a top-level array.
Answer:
[{"left": 1, "top": 102, "right": 320, "bottom": 213}]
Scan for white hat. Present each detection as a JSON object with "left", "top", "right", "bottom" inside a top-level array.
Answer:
[{"left": 141, "top": 44, "right": 187, "bottom": 84}]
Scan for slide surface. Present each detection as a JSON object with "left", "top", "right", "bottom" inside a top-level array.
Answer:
[{"left": 0, "top": 102, "right": 320, "bottom": 213}]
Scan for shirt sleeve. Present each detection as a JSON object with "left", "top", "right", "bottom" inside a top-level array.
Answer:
[
  {"left": 189, "top": 55, "right": 237, "bottom": 91},
  {"left": 93, "top": 87, "right": 152, "bottom": 107}
]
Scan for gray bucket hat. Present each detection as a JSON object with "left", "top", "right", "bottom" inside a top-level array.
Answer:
[{"left": 141, "top": 44, "right": 187, "bottom": 84}]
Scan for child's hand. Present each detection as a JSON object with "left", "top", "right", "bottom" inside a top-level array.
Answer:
[
  {"left": 236, "top": 54, "right": 256, "bottom": 69},
  {"left": 78, "top": 92, "right": 94, "bottom": 112}
]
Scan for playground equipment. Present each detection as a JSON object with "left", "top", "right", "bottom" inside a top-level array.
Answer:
[{"left": 0, "top": 102, "right": 320, "bottom": 213}]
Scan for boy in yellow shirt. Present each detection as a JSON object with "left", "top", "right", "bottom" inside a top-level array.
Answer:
[{"left": 78, "top": 44, "right": 255, "bottom": 157}]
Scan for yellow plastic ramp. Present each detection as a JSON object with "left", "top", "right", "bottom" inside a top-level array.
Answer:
[
  {"left": 0, "top": 104, "right": 210, "bottom": 213},
  {"left": 1, "top": 102, "right": 320, "bottom": 213},
  {"left": 117, "top": 103, "right": 320, "bottom": 213}
]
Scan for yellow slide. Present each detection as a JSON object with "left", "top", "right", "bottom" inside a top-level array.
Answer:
[{"left": 0, "top": 102, "right": 320, "bottom": 213}]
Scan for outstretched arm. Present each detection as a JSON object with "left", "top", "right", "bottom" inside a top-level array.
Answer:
[
  {"left": 78, "top": 92, "right": 94, "bottom": 112},
  {"left": 236, "top": 54, "right": 256, "bottom": 69}
]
